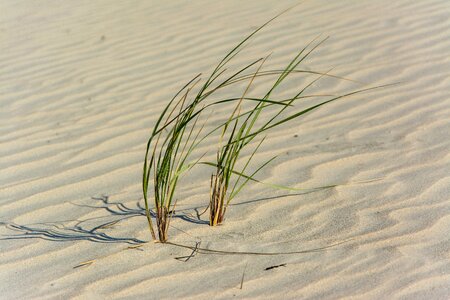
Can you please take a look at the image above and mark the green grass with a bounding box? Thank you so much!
[142,8,394,241]
[207,35,329,226]
[142,8,297,242]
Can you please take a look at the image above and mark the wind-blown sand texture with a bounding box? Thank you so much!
[1,0,450,299]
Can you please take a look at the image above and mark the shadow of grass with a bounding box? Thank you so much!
[0,189,325,245]
[0,194,210,244]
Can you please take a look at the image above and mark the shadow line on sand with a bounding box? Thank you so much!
[0,189,326,245]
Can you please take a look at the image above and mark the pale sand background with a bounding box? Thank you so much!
[1,0,450,299]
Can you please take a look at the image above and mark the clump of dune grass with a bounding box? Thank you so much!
[207,41,393,226]
[142,8,394,241]
[141,76,202,242]
[208,36,328,226]
[142,10,295,242]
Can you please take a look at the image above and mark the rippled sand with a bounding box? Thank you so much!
[1,1,450,299]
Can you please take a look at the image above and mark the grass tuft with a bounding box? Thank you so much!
[143,7,395,240]
[142,7,297,242]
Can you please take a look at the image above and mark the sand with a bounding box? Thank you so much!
[1,0,450,299]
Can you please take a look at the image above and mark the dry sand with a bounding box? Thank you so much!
[1,0,450,299]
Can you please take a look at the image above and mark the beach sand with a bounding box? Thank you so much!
[1,0,450,299]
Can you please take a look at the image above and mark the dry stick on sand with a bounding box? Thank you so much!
[240,262,248,289]
[166,238,354,256]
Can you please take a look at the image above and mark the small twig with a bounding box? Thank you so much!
[73,260,94,269]
[175,241,201,262]
[264,263,286,271]
[127,244,144,251]
[240,262,248,289]
[166,238,353,256]
[93,219,121,230]
[74,242,147,268]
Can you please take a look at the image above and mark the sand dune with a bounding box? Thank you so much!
[1,0,450,299]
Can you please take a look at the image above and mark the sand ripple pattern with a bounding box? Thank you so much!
[1,0,449,299]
